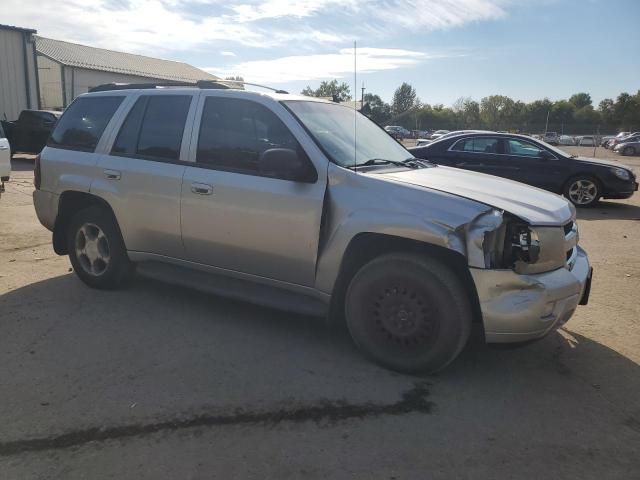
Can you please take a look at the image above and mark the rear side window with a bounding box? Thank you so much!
[196,97,299,176]
[48,96,124,152]
[452,137,499,153]
[112,95,191,161]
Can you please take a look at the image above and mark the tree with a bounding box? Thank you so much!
[453,97,481,128]
[301,80,351,101]
[480,95,516,130]
[225,76,245,89]
[599,98,615,126]
[569,92,592,110]
[363,93,391,124]
[551,100,575,132]
[392,83,418,115]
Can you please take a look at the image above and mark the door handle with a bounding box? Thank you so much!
[103,169,121,180]
[191,183,213,195]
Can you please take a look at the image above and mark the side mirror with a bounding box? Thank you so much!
[538,149,554,160]
[259,148,317,183]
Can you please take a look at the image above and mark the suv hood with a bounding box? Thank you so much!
[377,166,573,226]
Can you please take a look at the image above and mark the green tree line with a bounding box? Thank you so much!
[301,80,640,134]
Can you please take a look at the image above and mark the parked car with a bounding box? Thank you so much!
[409,132,637,207]
[1,110,61,154]
[608,132,640,150]
[604,132,629,149]
[600,135,615,147]
[429,129,450,140]
[543,132,559,145]
[559,135,576,146]
[415,138,432,146]
[576,136,596,146]
[614,139,640,156]
[384,125,410,140]
[0,122,10,192]
[34,83,593,373]
[416,130,489,146]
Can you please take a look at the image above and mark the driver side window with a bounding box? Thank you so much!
[196,97,307,179]
[505,139,544,157]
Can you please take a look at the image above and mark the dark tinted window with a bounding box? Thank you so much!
[112,95,191,161]
[452,137,499,153]
[112,98,147,156]
[48,97,123,152]
[197,97,299,176]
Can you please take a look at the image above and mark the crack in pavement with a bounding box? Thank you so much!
[0,382,433,457]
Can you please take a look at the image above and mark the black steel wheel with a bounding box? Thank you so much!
[345,253,471,373]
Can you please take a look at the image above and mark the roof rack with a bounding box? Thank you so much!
[89,79,289,94]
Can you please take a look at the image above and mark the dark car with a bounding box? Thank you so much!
[1,110,61,154]
[409,132,638,207]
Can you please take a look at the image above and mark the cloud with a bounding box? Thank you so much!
[204,47,439,83]
[0,0,509,57]
[220,51,237,56]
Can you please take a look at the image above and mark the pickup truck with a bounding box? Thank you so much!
[1,110,61,155]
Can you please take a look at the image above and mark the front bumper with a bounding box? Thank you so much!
[471,246,591,343]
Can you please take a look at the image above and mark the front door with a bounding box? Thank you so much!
[180,95,326,286]
[498,137,566,192]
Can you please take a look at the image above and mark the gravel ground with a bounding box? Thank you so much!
[1,150,639,479]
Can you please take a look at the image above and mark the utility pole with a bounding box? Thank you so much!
[361,82,365,111]
[544,110,550,134]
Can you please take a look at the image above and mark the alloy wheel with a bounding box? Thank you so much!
[75,223,111,276]
[568,179,598,205]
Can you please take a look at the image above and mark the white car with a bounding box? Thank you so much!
[577,136,596,146]
[430,129,450,140]
[559,135,575,145]
[0,122,11,192]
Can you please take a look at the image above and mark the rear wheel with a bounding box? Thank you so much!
[67,206,133,289]
[623,146,635,156]
[564,176,600,207]
[345,253,471,373]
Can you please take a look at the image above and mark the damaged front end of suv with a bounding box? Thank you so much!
[463,207,591,343]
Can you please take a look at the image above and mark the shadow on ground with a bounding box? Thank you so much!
[577,200,640,221]
[1,273,639,457]
[9,156,36,173]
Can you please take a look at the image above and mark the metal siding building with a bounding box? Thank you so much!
[0,24,40,120]
[35,37,219,110]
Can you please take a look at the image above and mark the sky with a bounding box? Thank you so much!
[1,0,638,105]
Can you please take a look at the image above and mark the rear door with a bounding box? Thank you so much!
[95,91,197,258]
[180,94,326,286]
[446,136,505,175]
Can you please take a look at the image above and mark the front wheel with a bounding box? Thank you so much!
[564,176,600,207]
[345,253,472,374]
[67,206,133,289]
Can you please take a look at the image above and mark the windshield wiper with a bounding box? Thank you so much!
[358,158,420,169]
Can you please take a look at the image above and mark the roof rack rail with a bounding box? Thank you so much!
[89,79,288,94]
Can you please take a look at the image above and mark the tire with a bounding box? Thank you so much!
[623,146,635,156]
[564,176,600,207]
[345,253,472,374]
[67,206,133,289]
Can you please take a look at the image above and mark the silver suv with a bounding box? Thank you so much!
[33,82,592,373]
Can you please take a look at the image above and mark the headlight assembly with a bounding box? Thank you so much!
[611,167,631,180]
[504,223,541,266]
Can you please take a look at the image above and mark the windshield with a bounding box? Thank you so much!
[283,101,410,168]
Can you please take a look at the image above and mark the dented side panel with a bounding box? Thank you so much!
[314,163,492,294]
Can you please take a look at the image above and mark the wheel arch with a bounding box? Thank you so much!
[328,232,483,327]
[53,191,122,255]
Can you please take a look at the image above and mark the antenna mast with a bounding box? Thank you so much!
[353,40,357,173]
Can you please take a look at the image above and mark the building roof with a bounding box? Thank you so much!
[0,23,37,34]
[35,36,217,83]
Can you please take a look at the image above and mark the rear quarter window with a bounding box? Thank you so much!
[48,96,124,152]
